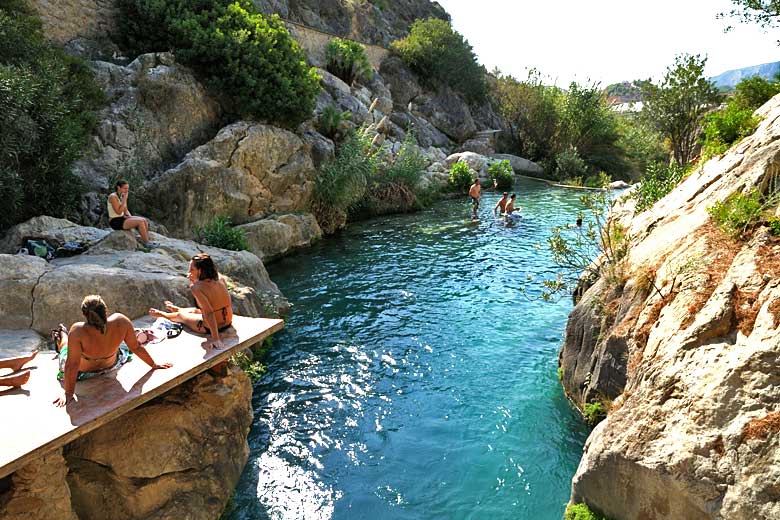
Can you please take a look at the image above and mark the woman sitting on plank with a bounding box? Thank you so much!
[53,295,173,407]
[149,253,233,350]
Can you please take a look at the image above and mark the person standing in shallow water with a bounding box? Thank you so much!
[494,192,509,216]
[468,178,481,219]
[107,180,158,247]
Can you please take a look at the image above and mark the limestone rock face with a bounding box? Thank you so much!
[379,56,423,108]
[74,53,222,204]
[238,214,322,261]
[0,449,78,520]
[562,94,780,518]
[140,122,316,239]
[444,151,488,177]
[0,219,287,335]
[28,0,115,50]
[412,88,476,143]
[65,367,252,520]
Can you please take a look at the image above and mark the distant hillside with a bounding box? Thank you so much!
[710,61,780,90]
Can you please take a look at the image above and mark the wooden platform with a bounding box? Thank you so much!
[0,315,283,479]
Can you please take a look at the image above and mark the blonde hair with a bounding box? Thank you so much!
[81,295,107,334]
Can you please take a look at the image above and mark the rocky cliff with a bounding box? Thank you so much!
[560,95,780,519]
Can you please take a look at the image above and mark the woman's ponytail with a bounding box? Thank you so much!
[81,295,108,334]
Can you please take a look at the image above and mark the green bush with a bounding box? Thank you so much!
[554,148,588,181]
[769,216,780,236]
[633,162,685,213]
[116,0,320,128]
[583,401,607,426]
[383,133,427,189]
[317,105,349,140]
[488,160,513,189]
[701,103,758,159]
[0,3,104,231]
[194,216,249,251]
[391,17,486,103]
[731,76,780,110]
[564,503,609,520]
[708,189,764,238]
[315,129,381,211]
[449,161,474,191]
[325,38,372,85]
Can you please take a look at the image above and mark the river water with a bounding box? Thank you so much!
[228,178,590,520]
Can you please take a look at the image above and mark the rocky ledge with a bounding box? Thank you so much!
[560,95,780,518]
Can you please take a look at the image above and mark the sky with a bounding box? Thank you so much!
[434,0,780,86]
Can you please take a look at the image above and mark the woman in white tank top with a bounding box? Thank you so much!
[107,180,157,247]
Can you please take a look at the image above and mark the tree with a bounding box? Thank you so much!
[642,54,721,166]
[720,0,780,30]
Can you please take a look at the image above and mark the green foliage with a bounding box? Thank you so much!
[0,3,103,231]
[708,189,765,238]
[642,54,721,166]
[315,128,381,211]
[583,401,607,426]
[194,216,249,251]
[633,162,686,212]
[557,366,563,380]
[554,148,588,182]
[603,80,651,103]
[229,336,272,382]
[448,161,474,191]
[769,216,780,236]
[732,76,780,110]
[116,0,320,128]
[325,38,372,85]
[720,0,780,29]
[564,503,609,520]
[382,133,427,189]
[615,116,667,177]
[391,17,486,103]
[701,103,758,160]
[488,160,513,189]
[317,105,349,140]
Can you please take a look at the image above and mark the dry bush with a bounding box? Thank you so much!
[742,411,780,443]
[734,289,762,336]
[769,298,780,329]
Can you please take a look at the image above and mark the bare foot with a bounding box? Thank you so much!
[164,300,180,312]
[0,369,31,388]
[0,351,38,373]
[149,308,166,319]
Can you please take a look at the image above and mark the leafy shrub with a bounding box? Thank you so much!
[449,161,474,191]
[583,401,607,426]
[769,216,780,236]
[315,129,381,211]
[708,189,764,238]
[0,3,103,231]
[564,503,609,520]
[317,105,349,140]
[325,38,372,85]
[731,76,780,110]
[383,133,427,189]
[488,160,513,189]
[584,172,611,189]
[391,17,486,103]
[633,162,685,213]
[116,0,320,128]
[194,216,249,251]
[554,147,588,181]
[701,102,758,160]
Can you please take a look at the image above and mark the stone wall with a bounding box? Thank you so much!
[285,21,390,70]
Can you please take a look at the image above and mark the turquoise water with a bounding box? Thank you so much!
[229,178,590,520]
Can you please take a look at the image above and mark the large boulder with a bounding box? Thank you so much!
[0,216,109,254]
[238,214,322,262]
[489,153,545,175]
[140,122,316,239]
[65,367,251,520]
[444,151,488,176]
[379,55,423,108]
[0,255,51,330]
[0,330,48,358]
[74,53,221,206]
[411,87,476,143]
[0,449,78,520]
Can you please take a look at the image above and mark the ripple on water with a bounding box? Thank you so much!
[228,179,591,520]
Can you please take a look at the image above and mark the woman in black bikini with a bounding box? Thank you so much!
[149,254,233,350]
[53,295,173,407]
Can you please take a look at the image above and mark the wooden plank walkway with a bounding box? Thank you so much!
[0,315,283,479]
